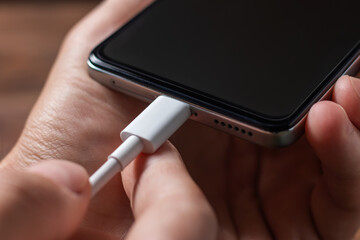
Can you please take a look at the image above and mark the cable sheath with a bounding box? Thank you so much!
[90,135,143,197]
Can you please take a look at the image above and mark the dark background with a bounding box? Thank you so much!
[0,0,99,159]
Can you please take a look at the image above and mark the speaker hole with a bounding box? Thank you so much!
[214,119,219,124]
[221,122,226,127]
[248,132,253,136]
[241,129,246,134]
[234,127,239,131]
[228,124,232,129]
[193,112,198,117]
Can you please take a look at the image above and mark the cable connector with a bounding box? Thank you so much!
[89,96,191,197]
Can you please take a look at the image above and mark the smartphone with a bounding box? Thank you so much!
[88,0,360,147]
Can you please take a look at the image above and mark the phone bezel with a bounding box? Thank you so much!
[88,52,360,147]
[87,0,360,147]
[90,40,360,132]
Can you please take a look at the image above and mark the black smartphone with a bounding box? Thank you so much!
[88,0,360,147]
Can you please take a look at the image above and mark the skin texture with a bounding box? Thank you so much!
[1,0,360,239]
[0,160,90,240]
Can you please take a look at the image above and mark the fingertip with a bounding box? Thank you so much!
[122,142,217,240]
[306,101,351,149]
[307,100,360,180]
[350,76,360,98]
[122,141,185,202]
[333,75,360,128]
[28,160,91,237]
[0,160,91,240]
[124,141,184,183]
[28,160,90,196]
[306,100,360,169]
[333,75,352,103]
[123,141,209,216]
[143,141,184,167]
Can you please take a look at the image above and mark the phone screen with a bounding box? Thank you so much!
[96,0,360,129]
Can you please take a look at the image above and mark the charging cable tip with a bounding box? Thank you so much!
[89,96,191,197]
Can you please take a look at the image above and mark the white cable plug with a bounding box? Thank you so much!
[89,96,191,197]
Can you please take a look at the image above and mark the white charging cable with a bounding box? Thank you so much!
[89,96,191,197]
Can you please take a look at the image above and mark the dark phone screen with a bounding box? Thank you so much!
[99,0,360,120]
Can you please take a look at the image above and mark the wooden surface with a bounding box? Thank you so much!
[0,1,98,159]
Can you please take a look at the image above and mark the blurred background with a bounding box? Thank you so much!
[1,1,360,238]
[0,0,99,159]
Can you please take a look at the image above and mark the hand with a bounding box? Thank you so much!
[2,0,360,239]
[2,0,215,239]
[0,147,215,240]
[170,74,360,240]
[0,160,90,240]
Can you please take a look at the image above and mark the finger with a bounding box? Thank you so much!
[122,142,217,240]
[0,160,90,240]
[306,101,360,239]
[333,75,360,129]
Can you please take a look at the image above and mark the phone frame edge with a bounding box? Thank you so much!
[87,59,301,147]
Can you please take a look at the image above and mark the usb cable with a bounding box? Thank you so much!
[89,96,191,197]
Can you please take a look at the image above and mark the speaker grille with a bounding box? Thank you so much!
[213,119,253,137]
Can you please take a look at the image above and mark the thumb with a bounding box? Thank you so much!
[0,160,91,240]
[306,99,360,239]
[122,142,217,240]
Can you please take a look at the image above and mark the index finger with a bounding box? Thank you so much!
[122,142,217,240]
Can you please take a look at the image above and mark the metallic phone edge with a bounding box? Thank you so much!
[87,55,360,148]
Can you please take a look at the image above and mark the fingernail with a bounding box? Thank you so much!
[28,161,89,194]
[350,76,360,99]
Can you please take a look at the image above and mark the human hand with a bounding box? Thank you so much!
[1,147,215,240]
[2,0,360,239]
[2,0,215,239]
[0,160,90,240]
[170,74,360,240]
